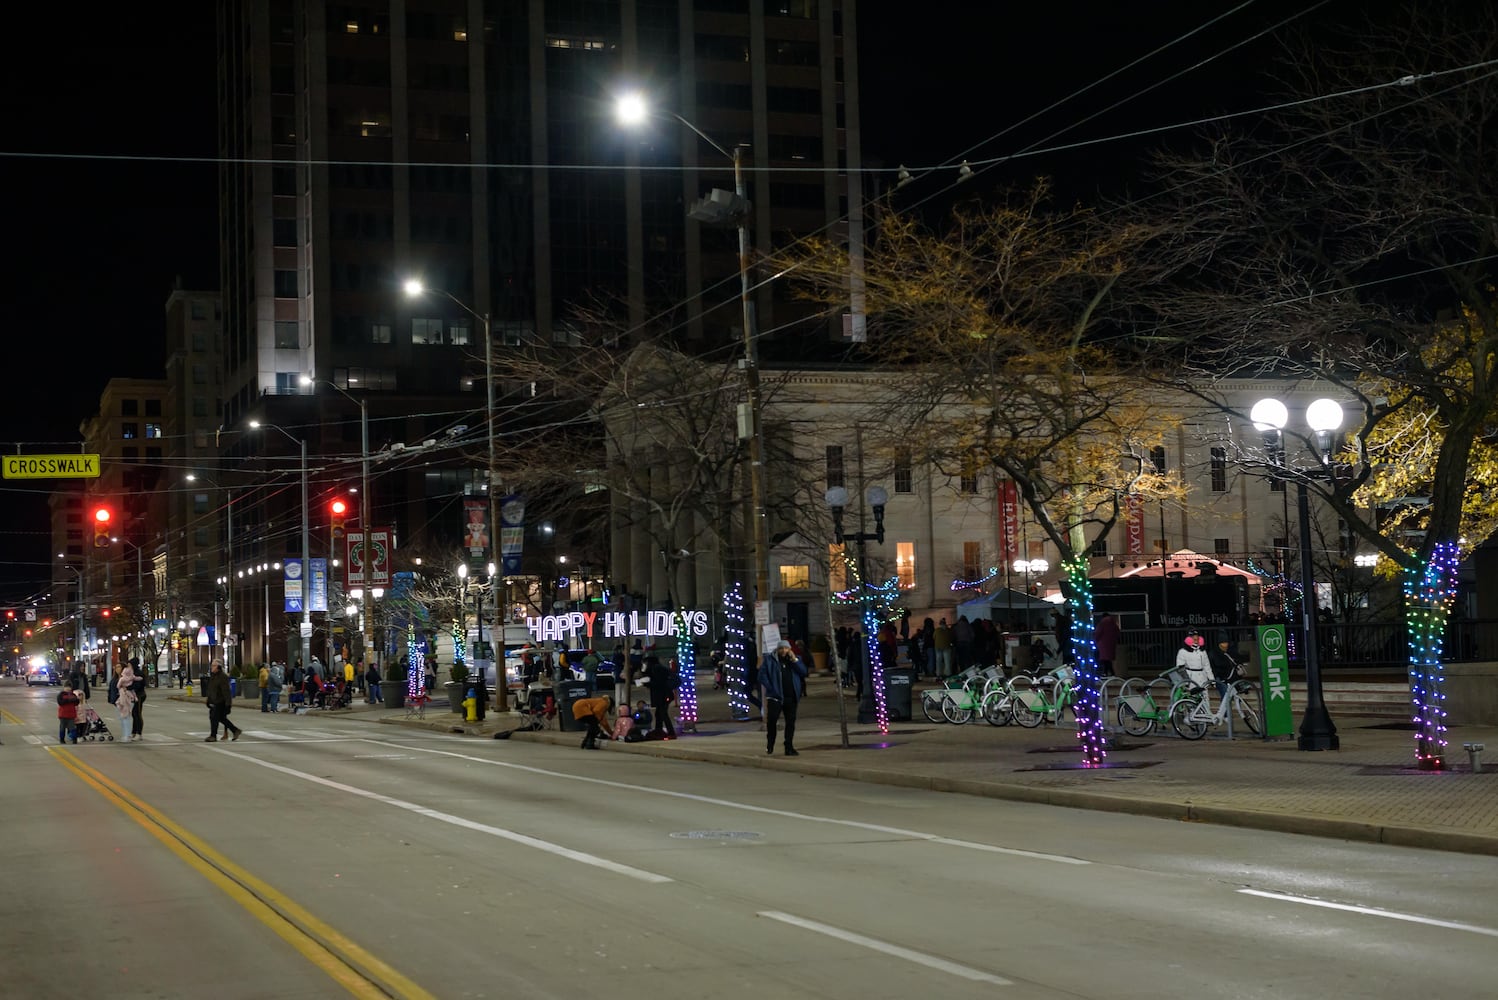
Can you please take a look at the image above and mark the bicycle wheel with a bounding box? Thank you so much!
[1009,680,1046,728]
[1234,697,1262,736]
[1116,699,1155,737]
[942,697,974,724]
[1170,697,1209,740]
[921,691,947,724]
[981,689,1012,726]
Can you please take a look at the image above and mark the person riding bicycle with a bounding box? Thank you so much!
[1207,631,1244,700]
[1175,631,1212,692]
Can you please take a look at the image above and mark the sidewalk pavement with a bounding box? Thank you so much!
[187,676,1498,857]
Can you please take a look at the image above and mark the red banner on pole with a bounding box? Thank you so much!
[1125,494,1145,555]
[998,480,1019,563]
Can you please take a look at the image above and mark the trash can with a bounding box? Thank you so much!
[884,668,914,722]
[556,678,594,732]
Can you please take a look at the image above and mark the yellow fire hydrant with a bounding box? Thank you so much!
[464,694,477,722]
[186,683,194,697]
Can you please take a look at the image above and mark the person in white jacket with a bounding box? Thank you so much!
[1175,631,1212,693]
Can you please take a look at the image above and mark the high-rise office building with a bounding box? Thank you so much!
[216,0,862,656]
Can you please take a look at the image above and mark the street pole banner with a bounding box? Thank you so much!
[1125,493,1145,555]
[500,495,525,575]
[284,560,304,613]
[346,531,367,589]
[309,559,329,613]
[998,480,1019,562]
[1256,623,1295,737]
[370,527,393,587]
[464,498,490,566]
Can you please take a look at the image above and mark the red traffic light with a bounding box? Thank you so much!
[94,507,111,524]
[330,499,348,516]
[93,506,112,548]
[330,498,348,540]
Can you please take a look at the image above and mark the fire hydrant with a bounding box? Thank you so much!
[186,683,194,697]
[464,692,478,722]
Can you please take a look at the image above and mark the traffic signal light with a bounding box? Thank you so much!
[330,498,348,540]
[93,506,111,547]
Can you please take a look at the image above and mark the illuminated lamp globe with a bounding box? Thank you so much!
[1249,398,1288,431]
[1306,398,1344,432]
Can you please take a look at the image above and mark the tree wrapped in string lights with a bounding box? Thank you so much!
[673,611,699,731]
[722,582,752,721]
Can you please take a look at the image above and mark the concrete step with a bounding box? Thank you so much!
[1290,682,1409,720]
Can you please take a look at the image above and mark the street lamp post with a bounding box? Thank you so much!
[187,473,236,675]
[1252,396,1343,752]
[403,279,506,713]
[826,484,889,737]
[616,93,771,606]
[58,558,84,675]
[250,421,311,675]
[301,375,372,667]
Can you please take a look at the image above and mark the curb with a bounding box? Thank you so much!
[174,698,1498,858]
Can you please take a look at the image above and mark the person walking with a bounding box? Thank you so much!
[571,694,615,750]
[126,657,147,741]
[111,663,138,744]
[267,661,285,713]
[761,640,806,756]
[204,660,242,742]
[364,661,382,703]
[643,654,676,740]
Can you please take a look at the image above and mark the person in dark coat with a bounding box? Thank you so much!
[127,657,147,740]
[642,654,677,739]
[1094,612,1121,677]
[1207,631,1244,700]
[203,660,242,742]
[760,640,807,756]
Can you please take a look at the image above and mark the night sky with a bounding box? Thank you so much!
[0,0,1370,600]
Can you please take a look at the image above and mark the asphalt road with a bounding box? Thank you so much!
[2,677,1494,1000]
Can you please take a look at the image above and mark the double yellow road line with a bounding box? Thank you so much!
[50,748,436,1000]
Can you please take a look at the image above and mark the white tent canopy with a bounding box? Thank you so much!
[1111,549,1264,583]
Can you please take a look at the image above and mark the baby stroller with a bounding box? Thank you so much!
[321,680,352,710]
[80,706,114,742]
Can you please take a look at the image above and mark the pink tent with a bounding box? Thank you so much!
[1111,549,1265,583]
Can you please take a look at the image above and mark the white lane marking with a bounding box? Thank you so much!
[24,734,42,745]
[1238,889,1498,938]
[216,748,672,885]
[362,738,1088,865]
[243,730,295,740]
[758,910,1011,985]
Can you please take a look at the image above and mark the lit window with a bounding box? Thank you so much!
[345,20,359,34]
[779,565,810,590]
[145,423,162,439]
[411,317,445,345]
[450,323,470,346]
[827,543,846,593]
[896,542,916,590]
[121,423,137,440]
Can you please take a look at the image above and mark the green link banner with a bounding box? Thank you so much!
[1256,624,1295,737]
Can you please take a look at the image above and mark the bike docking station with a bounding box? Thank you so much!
[1012,674,1165,773]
